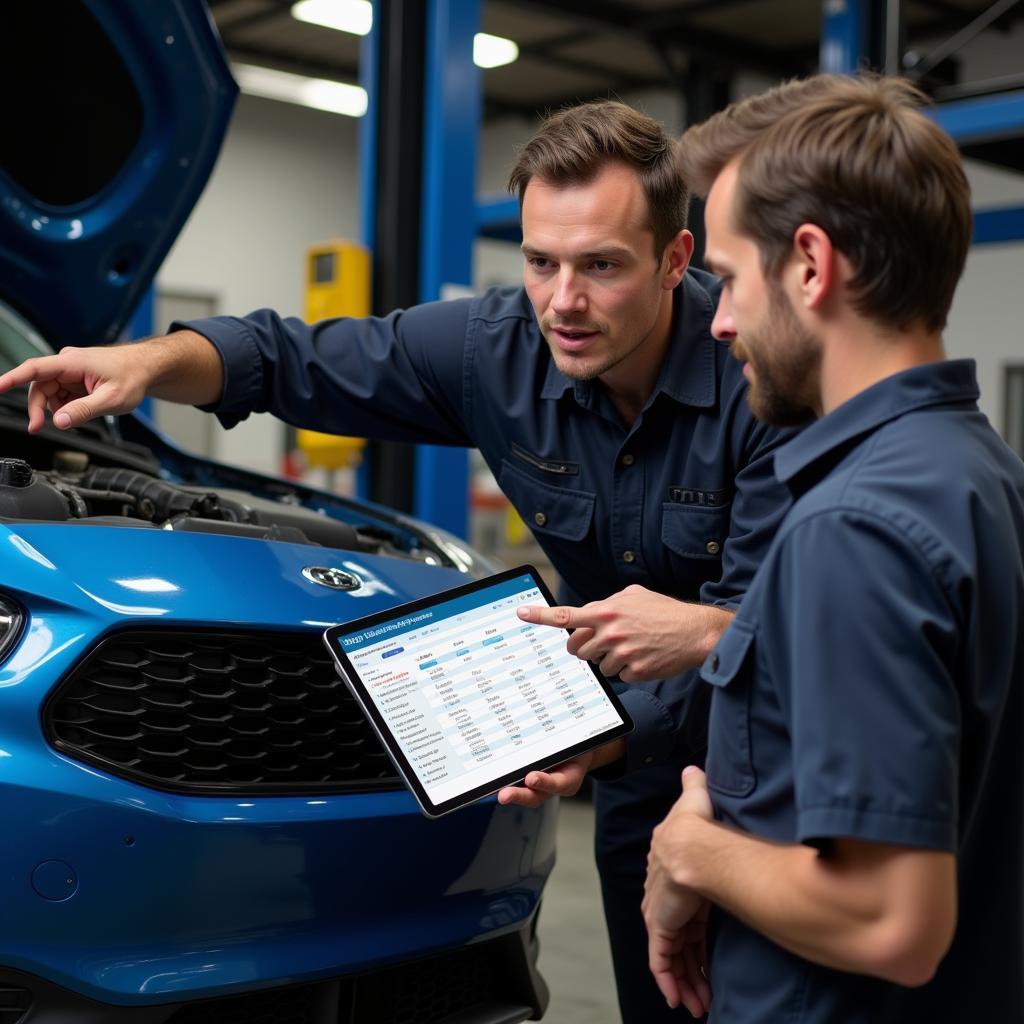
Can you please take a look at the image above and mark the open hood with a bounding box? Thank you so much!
[0,1,237,346]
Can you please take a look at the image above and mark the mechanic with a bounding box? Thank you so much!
[580,75,1021,1021]
[0,100,794,1023]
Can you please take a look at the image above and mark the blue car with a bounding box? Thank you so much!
[0,4,555,1022]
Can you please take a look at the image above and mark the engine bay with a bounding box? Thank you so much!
[0,390,468,569]
[0,451,398,553]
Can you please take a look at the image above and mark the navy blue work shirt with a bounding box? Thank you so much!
[700,360,1024,1022]
[178,270,793,770]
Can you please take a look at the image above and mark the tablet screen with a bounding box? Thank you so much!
[323,566,632,816]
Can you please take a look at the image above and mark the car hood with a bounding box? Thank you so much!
[0,2,236,346]
[0,522,467,637]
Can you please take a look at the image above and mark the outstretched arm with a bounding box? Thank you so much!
[0,329,223,432]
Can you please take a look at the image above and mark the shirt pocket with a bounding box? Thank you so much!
[700,620,757,798]
[498,458,596,542]
[661,502,731,561]
[509,441,580,476]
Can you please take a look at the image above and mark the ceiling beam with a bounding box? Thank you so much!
[225,45,359,84]
[908,2,1023,42]
[483,78,657,121]
[516,30,595,58]
[914,0,981,17]
[505,0,810,77]
[515,50,668,91]
[219,2,293,37]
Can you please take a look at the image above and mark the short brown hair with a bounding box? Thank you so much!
[508,100,689,256]
[679,74,972,333]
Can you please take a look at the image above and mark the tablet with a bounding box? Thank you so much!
[322,565,633,817]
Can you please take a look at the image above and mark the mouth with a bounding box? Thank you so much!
[549,325,601,352]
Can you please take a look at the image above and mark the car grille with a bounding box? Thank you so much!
[166,985,315,1024]
[43,629,402,794]
[0,985,30,1024]
[162,936,537,1024]
[354,944,508,1024]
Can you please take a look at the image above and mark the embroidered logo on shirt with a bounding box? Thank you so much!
[668,486,731,507]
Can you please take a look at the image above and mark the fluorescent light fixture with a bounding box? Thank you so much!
[291,1,519,69]
[473,32,519,69]
[232,62,368,118]
[292,0,372,36]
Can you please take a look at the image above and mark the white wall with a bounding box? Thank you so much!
[159,53,1024,470]
[946,233,1024,432]
[157,94,361,473]
[916,21,1024,432]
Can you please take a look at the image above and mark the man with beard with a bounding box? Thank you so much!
[579,74,1022,1022]
[0,101,795,1022]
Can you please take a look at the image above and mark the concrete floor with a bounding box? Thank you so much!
[535,796,620,1023]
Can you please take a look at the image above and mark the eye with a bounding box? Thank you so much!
[526,256,552,270]
[590,259,615,272]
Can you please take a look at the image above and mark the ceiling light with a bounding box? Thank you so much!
[292,1,519,69]
[232,63,368,118]
[292,0,372,36]
[473,33,519,69]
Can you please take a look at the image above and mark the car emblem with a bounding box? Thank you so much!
[302,566,363,591]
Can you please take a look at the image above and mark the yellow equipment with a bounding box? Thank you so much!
[297,240,370,470]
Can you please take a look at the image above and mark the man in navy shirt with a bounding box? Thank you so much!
[625,75,1024,1021]
[0,101,792,1021]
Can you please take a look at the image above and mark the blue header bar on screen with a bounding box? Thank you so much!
[335,574,538,652]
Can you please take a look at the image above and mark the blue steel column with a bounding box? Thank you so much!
[820,0,867,74]
[929,89,1024,246]
[414,0,480,538]
[354,16,381,501]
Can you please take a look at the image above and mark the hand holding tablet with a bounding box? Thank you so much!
[323,566,633,817]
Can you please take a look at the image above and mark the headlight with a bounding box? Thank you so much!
[0,595,25,664]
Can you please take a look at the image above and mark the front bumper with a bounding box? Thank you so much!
[0,920,549,1022]
[0,754,557,1005]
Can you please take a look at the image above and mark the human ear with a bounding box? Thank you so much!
[792,224,834,311]
[662,229,694,289]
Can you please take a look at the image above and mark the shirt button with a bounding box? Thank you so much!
[534,512,547,526]
[623,550,635,564]
[709,653,720,672]
[643,755,654,765]
[705,540,721,556]
[621,453,635,466]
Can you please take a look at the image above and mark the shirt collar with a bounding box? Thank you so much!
[539,271,719,408]
[774,359,980,486]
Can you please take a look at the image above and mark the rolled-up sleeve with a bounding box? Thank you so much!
[172,298,474,445]
[766,511,960,851]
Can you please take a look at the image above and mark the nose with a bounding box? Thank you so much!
[551,268,587,317]
[711,292,736,343]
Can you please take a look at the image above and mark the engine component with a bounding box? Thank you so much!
[79,467,220,521]
[0,459,69,520]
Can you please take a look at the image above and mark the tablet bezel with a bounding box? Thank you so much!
[322,564,633,817]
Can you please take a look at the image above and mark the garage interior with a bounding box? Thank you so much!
[0,1,1020,1021]
[159,4,1022,1019]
